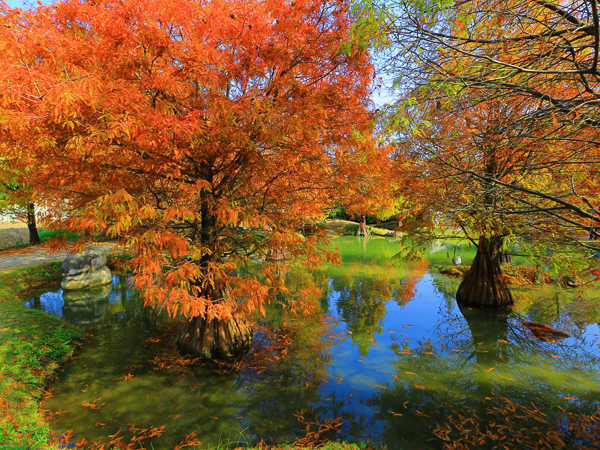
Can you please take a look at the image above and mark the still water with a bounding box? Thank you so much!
[24,237,600,449]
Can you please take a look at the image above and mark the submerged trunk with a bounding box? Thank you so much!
[178,300,252,359]
[456,235,513,307]
[179,166,253,359]
[26,203,41,245]
[355,217,371,237]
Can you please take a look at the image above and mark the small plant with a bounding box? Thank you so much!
[41,325,83,360]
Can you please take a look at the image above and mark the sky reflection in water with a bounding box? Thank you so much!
[24,237,600,449]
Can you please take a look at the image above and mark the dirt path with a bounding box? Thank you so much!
[0,219,394,273]
[0,242,119,273]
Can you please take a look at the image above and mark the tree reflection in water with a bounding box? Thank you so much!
[362,274,600,449]
[30,238,600,449]
[324,251,429,357]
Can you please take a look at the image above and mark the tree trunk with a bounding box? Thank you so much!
[355,217,370,237]
[26,202,41,245]
[499,249,511,265]
[178,302,252,359]
[455,235,513,307]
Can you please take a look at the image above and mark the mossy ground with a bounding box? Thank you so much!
[437,264,554,285]
[0,262,82,450]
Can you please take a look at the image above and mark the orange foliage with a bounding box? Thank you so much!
[0,0,388,321]
[385,0,600,262]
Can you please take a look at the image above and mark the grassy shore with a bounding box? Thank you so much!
[0,262,81,450]
[325,219,393,237]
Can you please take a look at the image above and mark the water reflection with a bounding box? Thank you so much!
[25,238,600,449]
[62,284,111,325]
[23,276,155,329]
[359,272,600,448]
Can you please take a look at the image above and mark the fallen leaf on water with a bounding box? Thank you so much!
[415,383,425,390]
[82,402,100,410]
[484,367,495,372]
[115,373,134,381]
[406,372,418,376]
[81,385,88,392]
[564,397,575,400]
[403,401,409,408]
[209,417,218,420]
[388,411,403,416]
[500,375,515,381]
[173,415,180,418]
[551,355,561,358]
[357,359,364,362]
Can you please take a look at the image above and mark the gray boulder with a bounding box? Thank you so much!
[60,251,112,290]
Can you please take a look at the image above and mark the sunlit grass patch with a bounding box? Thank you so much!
[0,263,82,450]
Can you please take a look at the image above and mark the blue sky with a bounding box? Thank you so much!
[5,0,35,8]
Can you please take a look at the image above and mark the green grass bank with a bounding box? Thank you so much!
[0,262,82,450]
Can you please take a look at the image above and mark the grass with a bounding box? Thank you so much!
[0,262,82,450]
[0,228,82,249]
[38,229,82,243]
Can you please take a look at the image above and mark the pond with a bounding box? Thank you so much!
[24,237,600,449]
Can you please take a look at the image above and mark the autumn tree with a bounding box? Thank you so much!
[339,139,399,236]
[358,0,600,307]
[0,161,41,245]
[0,0,387,357]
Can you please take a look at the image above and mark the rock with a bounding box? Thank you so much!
[60,251,112,290]
[452,256,462,265]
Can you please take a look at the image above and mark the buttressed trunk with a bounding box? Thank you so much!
[455,235,514,307]
[178,297,252,359]
[355,217,370,236]
[179,189,252,359]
